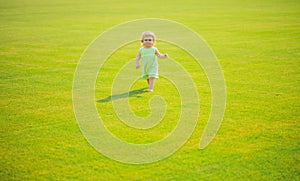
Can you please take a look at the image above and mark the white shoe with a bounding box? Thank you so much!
[147,89,153,92]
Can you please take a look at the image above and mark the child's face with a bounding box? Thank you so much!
[142,36,154,48]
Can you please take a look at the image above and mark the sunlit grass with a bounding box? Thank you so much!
[1,0,299,180]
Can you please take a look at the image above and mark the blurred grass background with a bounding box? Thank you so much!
[1,0,299,180]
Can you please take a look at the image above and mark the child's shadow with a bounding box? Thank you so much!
[97,88,147,103]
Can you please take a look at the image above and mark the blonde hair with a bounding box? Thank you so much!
[141,31,156,41]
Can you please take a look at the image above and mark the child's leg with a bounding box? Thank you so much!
[147,78,150,85]
[148,77,155,91]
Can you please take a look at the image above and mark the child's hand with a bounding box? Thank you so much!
[164,54,168,58]
[136,63,140,69]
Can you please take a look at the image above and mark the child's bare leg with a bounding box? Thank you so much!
[148,77,155,92]
[147,78,150,85]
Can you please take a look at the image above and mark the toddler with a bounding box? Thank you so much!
[135,31,168,92]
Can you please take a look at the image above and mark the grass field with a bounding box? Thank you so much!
[1,0,299,180]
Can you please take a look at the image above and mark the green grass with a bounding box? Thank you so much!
[1,0,299,180]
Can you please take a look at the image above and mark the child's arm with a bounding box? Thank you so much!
[155,49,168,59]
[135,52,141,69]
